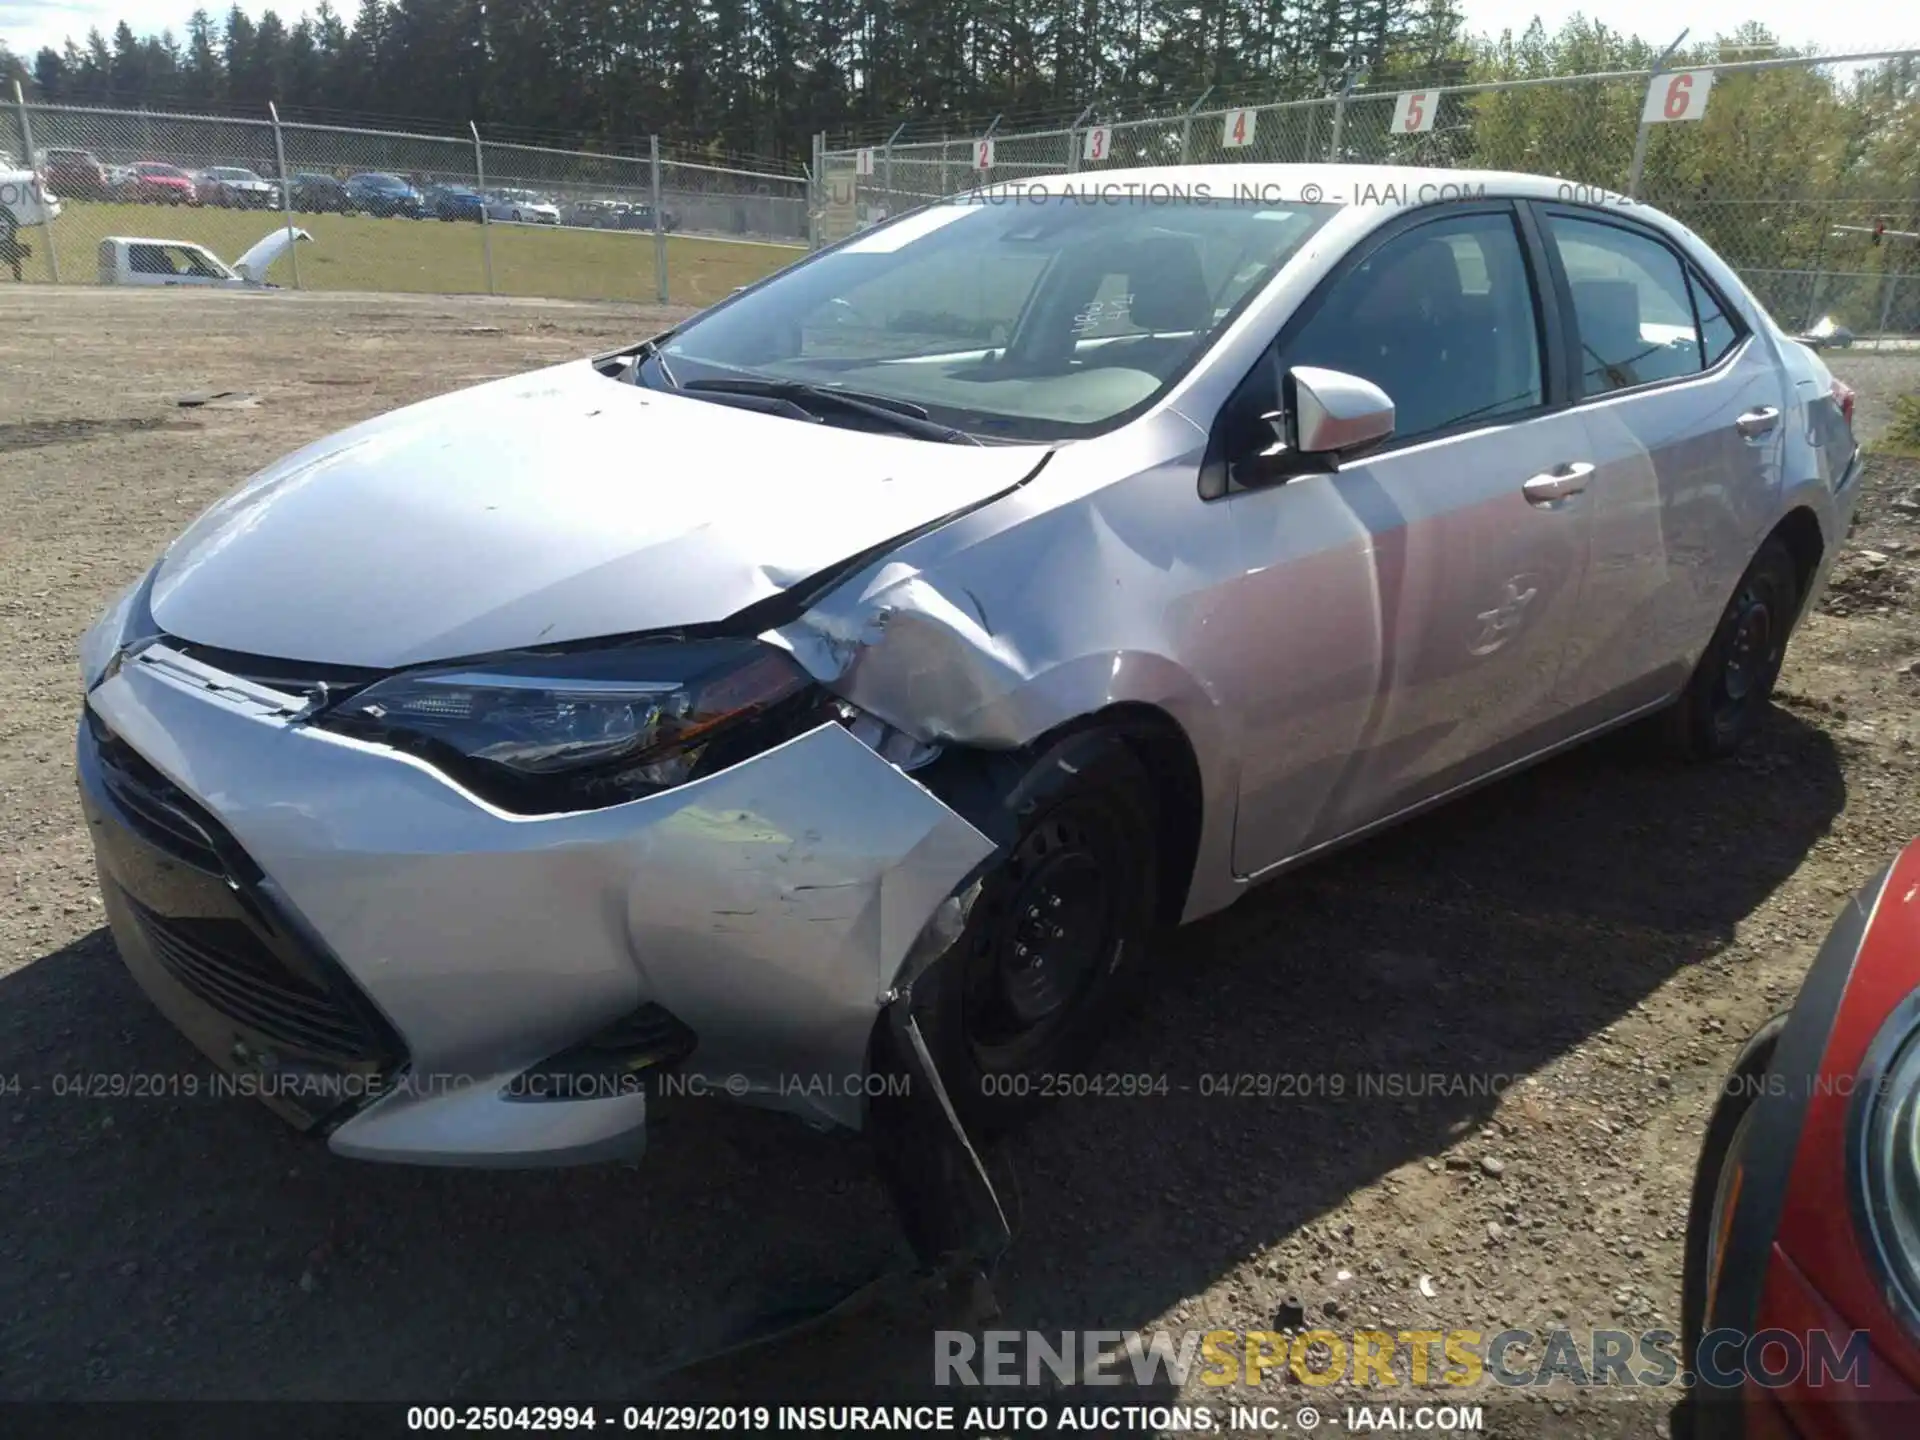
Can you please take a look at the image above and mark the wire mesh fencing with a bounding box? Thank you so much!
[0,93,808,307]
[819,47,1920,350]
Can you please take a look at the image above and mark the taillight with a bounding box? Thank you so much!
[1831,378,1856,430]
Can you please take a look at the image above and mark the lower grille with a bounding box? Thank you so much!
[126,894,388,1067]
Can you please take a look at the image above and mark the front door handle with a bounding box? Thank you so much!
[1522,461,1594,503]
[1736,406,1781,438]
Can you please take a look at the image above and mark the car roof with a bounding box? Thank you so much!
[976,162,1632,209]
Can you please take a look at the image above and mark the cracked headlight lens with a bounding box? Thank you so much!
[315,640,815,812]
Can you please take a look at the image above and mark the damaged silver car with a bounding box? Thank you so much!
[78,165,1860,1248]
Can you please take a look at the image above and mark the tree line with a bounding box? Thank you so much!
[10,0,1471,160]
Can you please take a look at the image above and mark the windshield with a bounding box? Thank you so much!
[357,174,406,189]
[656,190,1334,442]
[211,168,261,182]
[136,164,184,177]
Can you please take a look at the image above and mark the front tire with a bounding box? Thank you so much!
[914,730,1159,1137]
[1664,537,1800,760]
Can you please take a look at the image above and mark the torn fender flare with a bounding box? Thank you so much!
[868,988,1012,1270]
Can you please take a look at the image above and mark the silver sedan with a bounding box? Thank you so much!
[76,165,1859,1209]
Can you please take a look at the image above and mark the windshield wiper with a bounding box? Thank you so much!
[680,377,980,445]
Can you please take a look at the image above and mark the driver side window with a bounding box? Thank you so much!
[1276,211,1544,442]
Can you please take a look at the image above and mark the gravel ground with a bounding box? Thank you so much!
[0,289,1916,1435]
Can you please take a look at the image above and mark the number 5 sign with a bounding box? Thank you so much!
[1082,125,1111,163]
[1390,90,1438,134]
[1222,109,1257,149]
[1643,70,1714,123]
[974,137,996,170]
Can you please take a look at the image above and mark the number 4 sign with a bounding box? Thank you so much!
[1643,70,1714,123]
[1222,109,1257,149]
[1083,125,1111,163]
[1391,91,1438,134]
[974,137,996,170]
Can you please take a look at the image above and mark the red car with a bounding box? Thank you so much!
[1683,836,1920,1437]
[129,161,200,205]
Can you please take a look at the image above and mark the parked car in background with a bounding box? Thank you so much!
[603,201,679,232]
[561,199,609,228]
[96,227,309,288]
[199,167,279,209]
[41,147,109,199]
[1682,835,1920,1437]
[130,162,200,206]
[73,166,1860,1200]
[343,172,426,218]
[103,164,140,200]
[288,173,357,214]
[485,188,560,225]
[424,184,486,222]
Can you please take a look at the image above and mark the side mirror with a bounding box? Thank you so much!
[1239,366,1395,486]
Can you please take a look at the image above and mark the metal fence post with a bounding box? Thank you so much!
[1065,101,1096,173]
[883,122,904,217]
[1628,29,1690,200]
[268,101,301,290]
[809,132,824,249]
[1179,88,1214,165]
[649,134,668,305]
[470,120,494,295]
[12,81,59,282]
[1328,69,1355,163]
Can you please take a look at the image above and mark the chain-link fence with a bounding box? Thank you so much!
[819,47,1920,350]
[1,86,809,306]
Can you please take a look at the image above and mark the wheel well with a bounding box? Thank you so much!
[1770,507,1825,612]
[916,704,1206,931]
[1039,703,1204,930]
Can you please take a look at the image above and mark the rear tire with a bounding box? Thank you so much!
[913,730,1159,1138]
[1664,537,1800,760]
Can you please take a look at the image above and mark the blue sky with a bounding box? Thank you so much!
[0,0,1897,72]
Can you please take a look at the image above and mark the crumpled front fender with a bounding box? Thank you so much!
[87,647,997,1157]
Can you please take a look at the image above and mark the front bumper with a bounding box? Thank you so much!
[80,644,993,1166]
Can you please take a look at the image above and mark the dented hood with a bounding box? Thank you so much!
[150,360,1045,668]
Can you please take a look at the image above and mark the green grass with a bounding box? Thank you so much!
[1877,393,1920,459]
[4,199,802,307]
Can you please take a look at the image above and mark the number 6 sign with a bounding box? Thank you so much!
[1390,91,1438,134]
[1642,69,1714,123]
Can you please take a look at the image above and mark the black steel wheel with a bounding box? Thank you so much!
[914,729,1158,1136]
[1665,536,1800,760]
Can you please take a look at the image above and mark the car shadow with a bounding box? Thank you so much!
[0,708,1844,1403]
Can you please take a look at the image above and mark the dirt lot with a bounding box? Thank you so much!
[1,288,1917,1432]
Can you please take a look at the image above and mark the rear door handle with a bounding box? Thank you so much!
[1522,461,1594,503]
[1736,406,1781,438]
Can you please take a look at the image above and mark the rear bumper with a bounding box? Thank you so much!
[80,644,993,1166]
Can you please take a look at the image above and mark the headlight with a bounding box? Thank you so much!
[1855,999,1920,1333]
[314,640,818,813]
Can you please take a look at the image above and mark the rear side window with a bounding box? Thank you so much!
[1277,210,1544,441]
[1689,266,1742,367]
[1546,215,1704,396]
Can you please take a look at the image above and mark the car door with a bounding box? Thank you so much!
[1224,202,1596,876]
[1530,206,1787,718]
